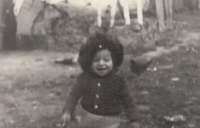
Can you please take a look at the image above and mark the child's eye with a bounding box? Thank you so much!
[93,58,100,62]
[104,58,111,62]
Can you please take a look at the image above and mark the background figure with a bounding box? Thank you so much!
[3,0,17,50]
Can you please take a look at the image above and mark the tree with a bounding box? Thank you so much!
[3,0,17,50]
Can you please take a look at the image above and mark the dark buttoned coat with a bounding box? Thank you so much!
[62,72,136,121]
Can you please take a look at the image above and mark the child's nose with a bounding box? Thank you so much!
[98,59,105,65]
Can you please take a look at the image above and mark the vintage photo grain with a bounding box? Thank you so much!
[0,0,200,128]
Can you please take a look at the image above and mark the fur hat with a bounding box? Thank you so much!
[78,32,124,73]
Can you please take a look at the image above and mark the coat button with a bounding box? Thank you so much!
[96,94,99,98]
[97,83,101,87]
[94,105,98,109]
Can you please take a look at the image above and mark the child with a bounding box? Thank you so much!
[60,32,138,128]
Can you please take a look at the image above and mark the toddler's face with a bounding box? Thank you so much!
[92,49,113,76]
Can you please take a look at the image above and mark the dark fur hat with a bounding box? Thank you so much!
[78,32,124,73]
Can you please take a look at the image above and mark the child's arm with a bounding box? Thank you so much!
[61,75,84,121]
[120,79,137,122]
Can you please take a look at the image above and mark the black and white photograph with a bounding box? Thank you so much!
[0,0,200,128]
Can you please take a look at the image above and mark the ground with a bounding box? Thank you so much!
[1,10,200,128]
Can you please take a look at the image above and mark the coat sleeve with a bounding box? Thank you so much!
[62,74,84,115]
[120,78,137,122]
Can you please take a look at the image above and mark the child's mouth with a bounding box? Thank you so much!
[96,67,107,71]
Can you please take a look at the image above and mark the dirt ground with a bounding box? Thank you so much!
[1,10,200,128]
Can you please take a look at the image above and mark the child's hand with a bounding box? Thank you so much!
[53,112,71,127]
[60,112,71,127]
[55,112,80,128]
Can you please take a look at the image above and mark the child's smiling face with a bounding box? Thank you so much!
[92,49,113,76]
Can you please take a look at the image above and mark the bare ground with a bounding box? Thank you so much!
[1,10,200,128]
